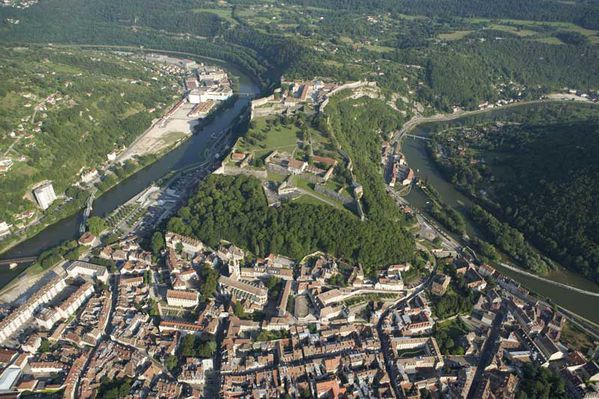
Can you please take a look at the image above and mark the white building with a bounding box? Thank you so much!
[107,150,118,161]
[66,261,109,284]
[33,182,57,210]
[375,276,404,291]
[57,282,94,319]
[0,365,21,393]
[0,276,66,342]
[188,89,202,104]
[166,289,199,308]
[80,169,99,184]
[198,86,233,102]
[35,308,62,330]
[165,232,204,256]
[0,221,11,239]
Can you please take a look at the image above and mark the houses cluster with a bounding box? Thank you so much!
[220,321,396,398]
[0,260,113,396]
[1,223,597,398]
[263,150,337,183]
[250,79,340,119]
[382,142,413,188]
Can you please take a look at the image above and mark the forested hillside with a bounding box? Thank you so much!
[278,0,599,29]
[429,109,599,281]
[2,0,599,110]
[0,0,308,89]
[0,47,177,222]
[167,175,414,274]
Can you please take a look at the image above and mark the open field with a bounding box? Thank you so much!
[116,102,198,163]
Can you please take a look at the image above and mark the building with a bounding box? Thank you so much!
[165,232,204,256]
[57,282,94,319]
[218,276,268,306]
[431,274,451,296]
[0,276,66,342]
[287,159,306,174]
[66,261,109,284]
[392,337,444,373]
[33,182,57,210]
[277,280,292,317]
[166,290,199,308]
[375,275,404,291]
[80,169,99,184]
[0,221,11,239]
[197,86,233,102]
[0,365,21,393]
[188,89,201,104]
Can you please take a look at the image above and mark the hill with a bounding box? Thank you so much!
[0,46,178,225]
[428,108,599,281]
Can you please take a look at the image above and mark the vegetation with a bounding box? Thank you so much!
[197,265,220,300]
[560,321,597,355]
[97,377,132,399]
[515,363,568,399]
[433,318,469,355]
[87,216,107,236]
[0,47,177,224]
[429,109,599,281]
[256,329,290,341]
[150,232,165,256]
[420,182,465,235]
[325,95,410,222]
[167,175,414,275]
[471,205,549,275]
[180,334,216,359]
[30,240,83,272]
[430,263,479,319]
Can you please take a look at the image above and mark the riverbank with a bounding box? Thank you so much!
[0,48,257,261]
[0,52,261,291]
[397,99,599,323]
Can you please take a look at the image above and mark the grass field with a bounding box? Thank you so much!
[192,8,237,25]
[561,321,596,354]
[237,116,300,156]
[438,30,473,41]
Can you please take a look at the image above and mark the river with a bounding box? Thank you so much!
[0,57,260,287]
[401,110,599,324]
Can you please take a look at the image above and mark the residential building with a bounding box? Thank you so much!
[66,261,109,284]
[166,290,199,308]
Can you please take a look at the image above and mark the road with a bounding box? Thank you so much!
[498,261,599,297]
[376,261,438,398]
[465,304,507,399]
[393,96,599,146]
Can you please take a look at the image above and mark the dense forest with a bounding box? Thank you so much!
[515,363,568,399]
[324,94,408,222]
[274,0,599,30]
[0,0,307,89]
[2,0,599,111]
[429,108,599,281]
[167,175,414,275]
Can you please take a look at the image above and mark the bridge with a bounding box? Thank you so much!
[404,134,431,141]
[0,256,37,266]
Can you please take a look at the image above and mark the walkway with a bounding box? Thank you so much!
[499,262,599,297]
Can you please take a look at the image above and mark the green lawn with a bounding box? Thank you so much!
[560,321,596,354]
[238,116,299,153]
[192,8,238,25]
[438,30,473,41]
